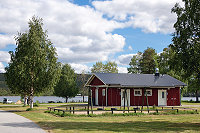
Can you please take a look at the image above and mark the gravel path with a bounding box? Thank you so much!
[0,110,45,133]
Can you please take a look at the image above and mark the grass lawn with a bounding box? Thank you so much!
[0,103,200,133]
[181,101,200,105]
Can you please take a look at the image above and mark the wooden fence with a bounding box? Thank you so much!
[47,105,198,115]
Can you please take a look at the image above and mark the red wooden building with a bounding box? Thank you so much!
[85,72,186,106]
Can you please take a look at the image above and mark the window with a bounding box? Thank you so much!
[162,92,165,98]
[145,89,152,96]
[134,89,142,96]
[102,89,105,96]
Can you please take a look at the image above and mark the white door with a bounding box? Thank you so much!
[158,90,167,106]
[95,88,98,105]
[121,89,130,106]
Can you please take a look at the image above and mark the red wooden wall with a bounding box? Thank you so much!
[130,88,158,106]
[107,88,121,106]
[167,87,180,106]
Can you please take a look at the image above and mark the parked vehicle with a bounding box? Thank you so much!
[3,98,13,104]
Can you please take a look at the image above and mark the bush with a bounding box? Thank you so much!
[33,101,39,107]
[26,108,38,111]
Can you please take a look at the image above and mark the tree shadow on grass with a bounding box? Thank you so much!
[38,121,200,132]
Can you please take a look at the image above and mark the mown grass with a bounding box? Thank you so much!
[181,101,200,105]
[0,102,200,133]
[16,110,200,133]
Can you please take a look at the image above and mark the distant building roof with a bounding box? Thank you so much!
[86,73,186,87]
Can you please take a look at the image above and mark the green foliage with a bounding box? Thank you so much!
[5,16,61,108]
[157,48,171,74]
[76,71,90,99]
[128,48,156,74]
[140,47,157,74]
[33,100,40,107]
[45,111,145,117]
[127,52,142,73]
[171,0,200,101]
[91,62,104,73]
[91,61,118,73]
[149,110,198,115]
[54,64,79,102]
[26,108,38,111]
[103,61,118,73]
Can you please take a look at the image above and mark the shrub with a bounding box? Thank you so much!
[33,101,40,107]
[26,108,38,111]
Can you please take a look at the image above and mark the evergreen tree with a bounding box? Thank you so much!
[139,47,157,74]
[127,52,142,74]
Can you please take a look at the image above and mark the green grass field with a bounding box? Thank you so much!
[0,102,200,133]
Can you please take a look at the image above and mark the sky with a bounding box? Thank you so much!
[0,0,183,73]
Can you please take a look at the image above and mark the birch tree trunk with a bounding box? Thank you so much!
[30,87,34,108]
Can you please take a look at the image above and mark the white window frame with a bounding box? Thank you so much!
[145,89,152,96]
[134,89,142,96]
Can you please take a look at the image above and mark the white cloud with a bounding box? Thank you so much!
[128,45,133,51]
[117,54,136,66]
[118,66,128,73]
[0,34,15,49]
[93,0,183,33]
[0,51,10,63]
[0,0,182,74]
[0,62,5,73]
[0,0,126,64]
[69,63,90,74]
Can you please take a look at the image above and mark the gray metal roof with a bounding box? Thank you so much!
[92,73,186,87]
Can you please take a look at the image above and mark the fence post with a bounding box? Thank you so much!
[73,107,75,114]
[112,110,113,114]
[177,109,178,113]
[70,107,71,114]
[156,109,158,113]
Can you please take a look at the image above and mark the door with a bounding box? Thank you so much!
[95,88,98,105]
[121,89,130,106]
[158,90,167,106]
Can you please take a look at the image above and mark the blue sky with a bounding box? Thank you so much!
[0,0,182,73]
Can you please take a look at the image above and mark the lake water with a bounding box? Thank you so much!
[0,96,88,103]
[0,96,198,103]
[181,97,198,101]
